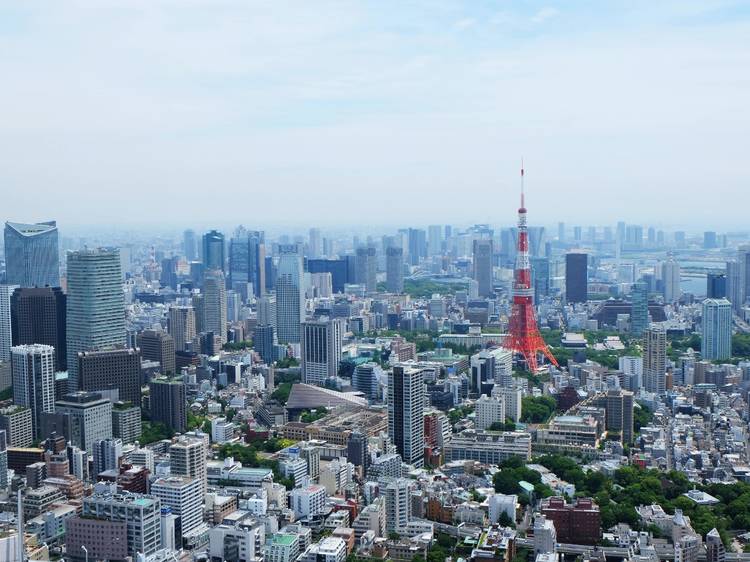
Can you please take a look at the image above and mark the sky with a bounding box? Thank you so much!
[1,1,749,231]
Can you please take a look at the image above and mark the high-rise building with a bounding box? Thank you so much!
[3,221,60,288]
[254,325,277,365]
[702,298,732,361]
[643,324,667,394]
[661,257,681,303]
[737,245,750,308]
[726,260,742,312]
[475,394,506,430]
[92,437,123,476]
[77,348,142,407]
[306,259,349,294]
[149,377,187,433]
[530,257,550,304]
[630,282,649,337]
[346,430,369,474]
[66,248,125,390]
[229,229,266,297]
[183,229,198,261]
[352,362,382,400]
[704,231,718,249]
[706,528,725,562]
[605,389,634,444]
[112,402,142,444]
[473,239,494,298]
[0,285,19,363]
[565,252,588,303]
[202,230,225,273]
[55,392,113,453]
[11,344,55,438]
[355,246,377,293]
[385,247,404,294]
[137,330,176,375]
[308,228,322,258]
[168,306,196,352]
[384,478,413,533]
[201,270,227,345]
[170,437,208,497]
[276,245,304,344]
[301,317,344,386]
[0,405,33,447]
[707,273,727,299]
[675,534,700,562]
[388,365,425,468]
[407,229,426,266]
[10,287,67,371]
[428,225,443,256]
[82,490,162,558]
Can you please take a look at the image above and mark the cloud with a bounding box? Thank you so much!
[531,7,560,23]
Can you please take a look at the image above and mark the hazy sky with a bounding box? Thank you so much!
[1,1,748,230]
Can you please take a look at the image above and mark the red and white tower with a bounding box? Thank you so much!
[506,164,559,372]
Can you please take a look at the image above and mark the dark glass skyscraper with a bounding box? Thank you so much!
[228,229,266,297]
[202,230,225,273]
[706,273,727,299]
[565,251,588,303]
[10,287,67,371]
[4,221,60,288]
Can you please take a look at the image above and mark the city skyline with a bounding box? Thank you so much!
[1,2,748,227]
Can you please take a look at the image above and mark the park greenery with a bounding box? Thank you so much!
[520,395,557,424]
[271,383,293,405]
[139,420,174,444]
[222,339,253,351]
[489,418,517,431]
[448,404,474,427]
[219,438,297,489]
[275,356,299,369]
[375,278,469,299]
[300,407,328,423]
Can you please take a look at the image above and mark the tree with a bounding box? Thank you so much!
[521,396,557,424]
[271,382,293,404]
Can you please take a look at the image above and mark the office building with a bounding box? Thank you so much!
[265,533,301,562]
[307,259,349,294]
[346,430,369,474]
[229,229,266,297]
[675,534,700,562]
[0,285,19,363]
[82,490,162,558]
[202,230,225,272]
[92,438,123,476]
[531,257,550,304]
[385,246,404,293]
[11,344,55,439]
[78,348,142,407]
[137,330,176,375]
[427,224,443,256]
[10,287,67,371]
[151,476,204,537]
[541,497,601,545]
[112,402,142,444]
[183,229,198,261]
[202,269,227,345]
[661,257,681,303]
[149,377,187,433]
[301,317,344,386]
[643,324,667,394]
[254,324,277,365]
[0,405,33,447]
[355,246,377,293]
[168,305,196,352]
[385,478,413,533]
[3,221,60,288]
[276,244,304,344]
[707,273,727,299]
[388,365,425,467]
[475,393,506,430]
[290,484,326,519]
[605,389,634,444]
[631,282,649,337]
[66,248,125,390]
[702,298,732,361]
[170,437,208,497]
[473,239,494,298]
[55,392,113,452]
[407,229,426,266]
[352,362,382,400]
[565,252,588,303]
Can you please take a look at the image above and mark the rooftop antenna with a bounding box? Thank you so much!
[520,158,525,210]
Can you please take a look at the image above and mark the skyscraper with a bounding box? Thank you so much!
[66,248,125,390]
[0,285,19,363]
[202,270,227,345]
[661,257,681,303]
[276,244,304,344]
[149,377,186,433]
[202,230,225,273]
[137,330,176,375]
[183,229,198,261]
[630,282,649,337]
[10,287,67,371]
[92,437,123,477]
[170,437,208,497]
[388,365,425,468]
[473,239,494,297]
[427,225,443,256]
[228,228,266,297]
[385,247,404,294]
[55,392,113,453]
[706,273,727,299]
[565,252,588,303]
[78,348,142,407]
[605,389,634,444]
[3,221,60,288]
[702,298,732,361]
[726,260,742,312]
[355,246,377,293]
[11,344,56,438]
[301,317,344,386]
[308,228,322,258]
[643,324,666,394]
[168,306,196,352]
[407,228,426,266]
[530,257,550,304]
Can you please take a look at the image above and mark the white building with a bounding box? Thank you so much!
[208,519,266,562]
[533,515,557,555]
[298,537,347,562]
[488,494,517,524]
[385,478,413,533]
[151,476,204,536]
[170,437,208,497]
[211,417,235,444]
[289,484,326,519]
[476,393,506,430]
[0,285,19,363]
[11,344,55,439]
[702,298,732,361]
[265,532,300,562]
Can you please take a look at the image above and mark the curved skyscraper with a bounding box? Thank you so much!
[4,221,60,288]
[66,248,125,390]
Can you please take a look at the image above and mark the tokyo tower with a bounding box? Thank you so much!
[506,164,559,372]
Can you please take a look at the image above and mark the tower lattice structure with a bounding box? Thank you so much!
[506,165,559,372]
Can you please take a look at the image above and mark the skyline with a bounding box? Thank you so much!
[1,1,749,227]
